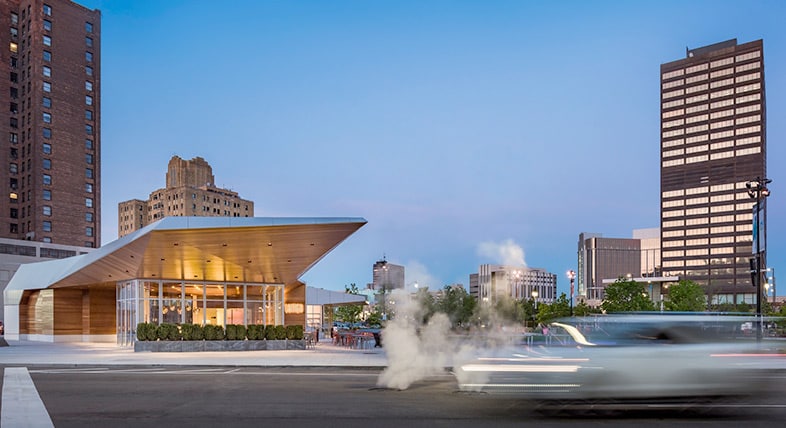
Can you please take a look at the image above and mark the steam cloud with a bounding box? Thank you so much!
[375,291,489,391]
[477,239,527,267]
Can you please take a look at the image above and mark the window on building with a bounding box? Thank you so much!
[85,110,92,120]
[43,20,51,31]
[85,81,92,91]
[85,36,92,48]
[85,125,92,135]
[43,189,51,200]
[85,212,93,222]
[43,128,51,139]
[43,205,51,216]
[43,143,51,154]
[85,139,93,150]
[43,221,51,232]
[85,183,92,193]
[85,198,93,208]
[11,13,18,24]
[10,133,18,144]
[43,50,51,62]
[85,95,92,106]
[10,163,17,174]
[42,159,50,169]
[85,168,93,179]
[43,97,51,108]
[42,112,51,123]
[10,42,17,53]
[43,81,51,92]
[43,4,52,16]
[42,66,50,77]
[86,227,93,237]
[43,174,51,185]
[85,51,92,62]
[85,154,93,164]
[85,22,93,33]
[43,35,51,47]
[86,66,92,76]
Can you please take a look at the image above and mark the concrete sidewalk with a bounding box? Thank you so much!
[0,340,388,367]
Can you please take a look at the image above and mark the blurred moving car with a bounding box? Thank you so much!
[455,314,773,402]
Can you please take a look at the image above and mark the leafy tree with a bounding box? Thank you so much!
[600,278,656,313]
[334,283,364,325]
[434,285,476,328]
[413,287,436,323]
[573,299,600,317]
[365,306,384,327]
[536,293,571,324]
[664,280,706,312]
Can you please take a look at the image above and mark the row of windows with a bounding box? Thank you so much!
[662,118,761,139]
[662,135,761,158]
[662,78,760,101]
[663,224,752,237]
[663,181,755,198]
[661,51,761,80]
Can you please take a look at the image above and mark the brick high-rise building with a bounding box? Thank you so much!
[660,39,766,303]
[118,156,254,237]
[0,0,101,247]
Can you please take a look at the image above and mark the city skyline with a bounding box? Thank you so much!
[83,0,785,295]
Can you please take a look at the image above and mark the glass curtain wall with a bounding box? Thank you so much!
[116,279,284,346]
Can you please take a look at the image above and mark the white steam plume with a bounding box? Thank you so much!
[477,239,527,267]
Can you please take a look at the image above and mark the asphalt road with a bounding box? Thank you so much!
[2,365,786,427]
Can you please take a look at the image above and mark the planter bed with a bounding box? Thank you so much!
[134,339,306,352]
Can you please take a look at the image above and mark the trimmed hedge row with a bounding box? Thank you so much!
[136,323,304,341]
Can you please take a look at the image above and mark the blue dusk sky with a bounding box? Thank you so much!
[82,0,785,295]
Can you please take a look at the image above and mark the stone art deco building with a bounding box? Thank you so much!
[475,264,556,305]
[118,156,254,237]
[0,0,101,247]
[660,39,766,302]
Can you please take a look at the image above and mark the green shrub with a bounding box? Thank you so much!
[247,324,264,340]
[264,325,275,340]
[203,324,225,340]
[226,324,247,341]
[285,325,304,340]
[156,323,181,341]
[273,325,287,340]
[136,323,157,341]
[180,324,204,340]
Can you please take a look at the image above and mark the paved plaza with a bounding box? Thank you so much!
[0,340,388,368]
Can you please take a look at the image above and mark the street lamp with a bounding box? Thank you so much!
[566,270,576,316]
[531,289,539,327]
[746,177,771,342]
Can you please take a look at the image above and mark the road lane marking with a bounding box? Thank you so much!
[2,367,54,428]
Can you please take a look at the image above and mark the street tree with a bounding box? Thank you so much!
[536,293,571,324]
[664,280,706,312]
[434,285,476,328]
[600,278,656,313]
[334,283,364,325]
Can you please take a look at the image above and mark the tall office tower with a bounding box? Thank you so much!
[371,258,405,292]
[0,1,101,247]
[117,156,254,237]
[660,39,766,303]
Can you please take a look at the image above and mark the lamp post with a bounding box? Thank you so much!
[567,270,576,316]
[746,177,771,342]
[531,289,539,328]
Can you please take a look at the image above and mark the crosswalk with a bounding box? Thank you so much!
[2,367,54,428]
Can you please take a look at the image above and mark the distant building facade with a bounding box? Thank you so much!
[370,259,405,292]
[118,156,254,237]
[577,233,643,302]
[476,264,556,305]
[660,39,766,303]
